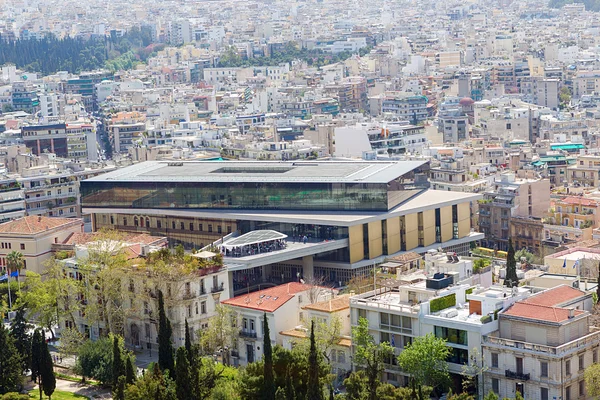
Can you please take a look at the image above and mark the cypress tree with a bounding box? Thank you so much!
[112,335,124,387]
[10,306,31,374]
[285,368,295,400]
[307,320,324,400]
[262,313,275,400]
[504,239,519,288]
[0,323,22,395]
[40,336,55,400]
[184,319,194,367]
[31,329,42,384]
[597,262,600,301]
[113,375,126,400]
[175,347,191,400]
[125,355,136,385]
[157,290,175,375]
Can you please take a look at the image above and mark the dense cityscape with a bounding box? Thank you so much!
[4,0,600,399]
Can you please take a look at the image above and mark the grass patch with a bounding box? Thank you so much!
[29,390,88,399]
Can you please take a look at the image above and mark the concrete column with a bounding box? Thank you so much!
[302,255,314,280]
[263,264,272,282]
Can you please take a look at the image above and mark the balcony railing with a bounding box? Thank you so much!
[484,328,600,356]
[505,370,530,381]
[239,330,257,338]
[212,282,225,293]
[182,291,195,300]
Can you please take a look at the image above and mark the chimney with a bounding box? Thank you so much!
[569,308,575,319]
[38,216,42,222]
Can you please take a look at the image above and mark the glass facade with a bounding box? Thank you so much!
[434,326,468,346]
[81,181,391,211]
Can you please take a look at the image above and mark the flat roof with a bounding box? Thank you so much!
[83,160,428,184]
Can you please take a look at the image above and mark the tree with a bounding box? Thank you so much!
[461,348,487,397]
[30,329,42,384]
[58,327,85,360]
[597,262,600,301]
[559,86,572,109]
[352,317,393,400]
[344,371,367,400]
[175,347,192,400]
[114,376,126,400]
[184,319,192,361]
[113,335,125,386]
[306,320,324,400]
[397,333,451,400]
[39,335,56,400]
[585,363,600,397]
[9,306,31,373]
[0,323,22,395]
[262,313,275,400]
[125,356,136,385]
[6,251,23,276]
[199,304,238,360]
[503,239,519,288]
[483,392,498,400]
[158,290,175,376]
[124,363,177,400]
[74,334,132,385]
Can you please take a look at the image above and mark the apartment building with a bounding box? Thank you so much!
[0,178,26,224]
[381,92,428,124]
[21,123,68,158]
[567,154,600,188]
[479,172,550,251]
[482,286,597,400]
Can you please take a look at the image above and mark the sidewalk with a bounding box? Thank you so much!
[25,378,112,399]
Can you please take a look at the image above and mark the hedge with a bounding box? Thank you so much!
[430,293,456,313]
[480,315,492,324]
[465,287,474,296]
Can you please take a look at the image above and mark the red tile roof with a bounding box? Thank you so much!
[0,216,81,235]
[222,282,312,313]
[523,285,586,307]
[503,302,585,323]
[561,196,599,207]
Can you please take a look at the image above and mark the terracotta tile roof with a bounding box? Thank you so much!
[280,328,308,339]
[0,216,80,235]
[222,282,312,312]
[523,285,586,307]
[503,302,585,323]
[302,294,350,313]
[387,252,422,263]
[561,196,599,207]
[565,240,600,249]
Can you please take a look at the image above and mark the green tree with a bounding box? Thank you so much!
[9,306,31,373]
[343,371,367,400]
[175,347,192,400]
[125,356,136,385]
[0,323,22,394]
[113,335,125,386]
[39,335,56,400]
[184,319,192,361]
[472,258,490,274]
[397,333,451,400]
[504,239,519,287]
[158,290,175,375]
[585,363,600,397]
[6,251,23,276]
[114,375,126,400]
[30,329,42,384]
[483,392,499,400]
[124,363,177,400]
[262,313,275,400]
[199,304,238,361]
[74,334,132,385]
[352,317,393,400]
[57,327,85,360]
[306,320,324,400]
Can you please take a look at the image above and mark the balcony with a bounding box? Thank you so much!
[182,291,195,300]
[239,330,257,339]
[212,282,225,293]
[505,370,530,381]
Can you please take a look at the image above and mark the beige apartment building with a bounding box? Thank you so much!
[482,286,597,400]
[0,216,83,274]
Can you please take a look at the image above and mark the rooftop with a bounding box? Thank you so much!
[302,294,350,313]
[224,230,287,247]
[83,160,428,184]
[0,216,81,235]
[221,282,313,312]
[523,285,586,307]
[503,302,585,323]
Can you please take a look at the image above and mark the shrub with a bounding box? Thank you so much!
[430,293,456,313]
[480,315,492,324]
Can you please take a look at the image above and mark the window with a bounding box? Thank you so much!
[20,243,24,250]
[380,332,390,343]
[172,221,176,230]
[201,301,207,314]
[566,385,571,400]
[123,217,127,226]
[566,360,571,375]
[180,222,184,230]
[492,378,499,394]
[579,354,584,371]
[250,319,255,332]
[189,223,194,231]
[358,309,366,321]
[217,226,222,234]
[541,388,548,400]
[540,361,548,377]
[579,380,585,398]
[187,305,192,318]
[337,350,346,364]
[243,318,248,330]
[492,353,499,368]
[195,303,199,315]
[199,224,203,231]
[434,326,468,346]
[516,357,523,374]
[157,220,162,229]
[208,224,213,233]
